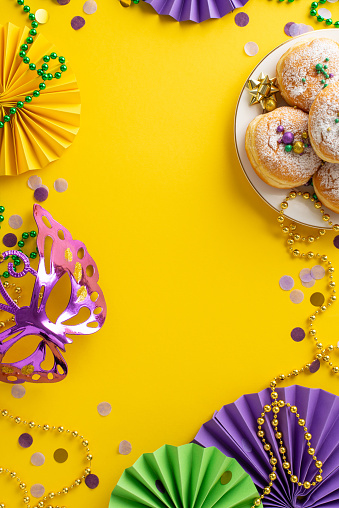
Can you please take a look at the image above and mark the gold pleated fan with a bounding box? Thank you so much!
[0,22,81,176]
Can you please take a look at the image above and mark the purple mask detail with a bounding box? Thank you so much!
[0,205,107,384]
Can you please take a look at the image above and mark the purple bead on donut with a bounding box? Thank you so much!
[277,125,284,133]
[282,131,294,144]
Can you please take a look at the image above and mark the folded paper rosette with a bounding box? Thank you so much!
[0,23,80,176]
[0,205,106,384]
[144,0,248,23]
[194,385,339,507]
[110,443,258,508]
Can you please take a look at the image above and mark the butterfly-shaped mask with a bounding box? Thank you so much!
[0,205,107,383]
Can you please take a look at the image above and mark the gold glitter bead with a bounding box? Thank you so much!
[283,462,290,469]
[303,191,310,199]
[72,431,78,437]
[307,252,314,259]
[279,447,286,454]
[20,483,26,489]
[270,457,277,465]
[277,216,284,223]
[282,227,289,234]
[277,400,284,408]
[323,355,330,362]
[294,234,300,241]
[269,472,276,481]
[289,191,297,198]
[15,417,21,424]
[254,499,261,506]
[333,367,339,373]
[38,502,44,507]
[304,481,311,489]
[264,405,271,413]
[290,406,297,413]
[293,249,300,257]
[314,201,322,209]
[87,454,93,461]
[316,461,323,468]
[305,433,312,440]
[10,472,16,478]
[257,430,265,437]
[275,432,282,439]
[316,475,323,482]
[298,419,305,426]
[43,425,49,431]
[49,493,55,499]
[270,380,277,387]
[23,497,30,504]
[281,202,288,209]
[308,236,315,242]
[308,448,315,455]
[316,353,323,360]
[271,392,278,400]
[82,440,89,447]
[75,479,81,486]
[272,419,279,427]
[264,444,271,451]
[257,418,265,425]
[291,476,298,483]
[63,487,69,494]
[58,426,64,433]
[263,487,271,495]
[85,468,91,475]
[287,238,294,245]
[302,132,308,140]
[323,214,330,221]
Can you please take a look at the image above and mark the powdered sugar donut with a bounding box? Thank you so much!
[276,38,339,112]
[245,107,322,188]
[309,82,339,163]
[313,162,339,213]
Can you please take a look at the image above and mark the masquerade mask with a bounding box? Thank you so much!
[0,204,106,383]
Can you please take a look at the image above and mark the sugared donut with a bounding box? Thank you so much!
[276,38,339,112]
[313,162,339,213]
[309,82,339,163]
[245,107,322,188]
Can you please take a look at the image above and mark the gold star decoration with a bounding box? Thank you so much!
[246,72,280,112]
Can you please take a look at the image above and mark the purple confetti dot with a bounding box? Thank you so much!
[71,16,86,30]
[57,0,70,4]
[309,359,320,374]
[156,480,166,493]
[279,275,294,291]
[2,233,17,248]
[291,327,305,342]
[284,22,294,37]
[334,235,339,249]
[34,187,48,202]
[19,433,33,448]
[85,474,99,489]
[234,12,249,27]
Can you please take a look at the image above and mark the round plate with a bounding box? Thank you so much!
[234,29,339,229]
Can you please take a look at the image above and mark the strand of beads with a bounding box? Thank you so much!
[0,230,38,279]
[251,377,323,508]
[0,409,93,508]
[0,281,22,330]
[309,0,339,27]
[0,0,68,129]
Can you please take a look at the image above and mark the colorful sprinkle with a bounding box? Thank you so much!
[290,289,304,304]
[71,16,86,30]
[310,292,325,306]
[85,474,99,489]
[234,12,249,27]
[279,275,294,291]
[3,233,17,248]
[244,42,259,57]
[291,327,305,342]
[18,433,33,448]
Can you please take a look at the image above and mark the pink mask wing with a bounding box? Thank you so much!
[0,204,107,384]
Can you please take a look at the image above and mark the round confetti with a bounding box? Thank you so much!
[85,474,100,489]
[290,289,304,304]
[119,440,132,455]
[31,484,45,498]
[241,438,252,452]
[291,327,305,342]
[318,7,332,18]
[31,452,45,466]
[57,0,70,4]
[311,265,325,280]
[301,279,315,288]
[244,41,259,57]
[71,16,86,30]
[328,0,339,3]
[27,175,42,190]
[8,214,23,230]
[83,0,98,14]
[34,186,49,203]
[18,433,33,448]
[299,268,313,283]
[35,9,49,23]
[220,471,232,485]
[155,480,166,493]
[97,401,112,416]
[3,233,17,248]
[309,359,320,374]
[53,448,68,463]
[334,235,339,249]
[234,12,249,27]
[284,21,294,36]
[279,275,294,291]
[310,292,325,307]
[54,178,68,193]
[11,385,26,398]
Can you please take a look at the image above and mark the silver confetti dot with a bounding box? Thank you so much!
[83,0,97,14]
[244,41,259,57]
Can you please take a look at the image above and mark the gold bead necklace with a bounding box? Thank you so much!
[251,190,338,508]
[0,281,22,329]
[0,409,93,508]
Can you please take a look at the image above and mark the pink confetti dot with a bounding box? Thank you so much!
[290,289,304,304]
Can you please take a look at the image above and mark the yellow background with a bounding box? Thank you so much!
[1,0,339,506]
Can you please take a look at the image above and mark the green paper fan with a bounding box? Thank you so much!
[110,443,259,508]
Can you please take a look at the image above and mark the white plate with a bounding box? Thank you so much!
[234,29,339,229]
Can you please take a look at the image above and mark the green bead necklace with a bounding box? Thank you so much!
[0,0,68,129]
[309,0,339,27]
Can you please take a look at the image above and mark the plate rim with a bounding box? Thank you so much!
[233,28,339,230]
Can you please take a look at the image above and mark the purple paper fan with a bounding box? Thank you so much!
[193,385,339,507]
[144,0,249,23]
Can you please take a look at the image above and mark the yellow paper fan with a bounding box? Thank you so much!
[0,22,81,176]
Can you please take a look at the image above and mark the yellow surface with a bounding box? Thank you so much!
[1,0,339,507]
